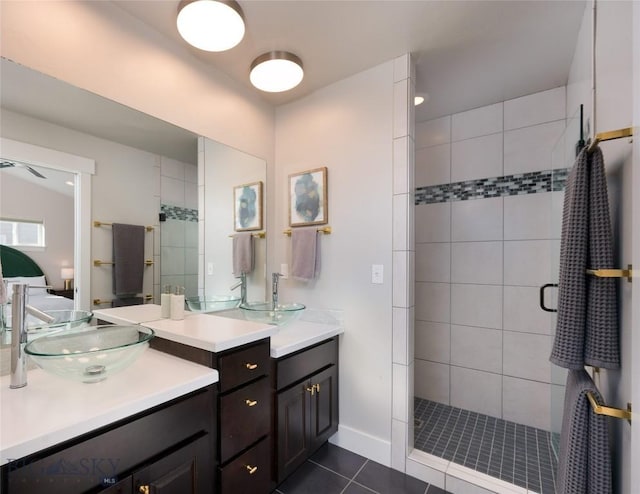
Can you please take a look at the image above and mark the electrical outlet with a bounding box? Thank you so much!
[371,264,383,284]
[207,262,214,275]
[280,263,289,279]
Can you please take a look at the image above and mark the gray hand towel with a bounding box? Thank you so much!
[550,146,619,369]
[111,296,144,307]
[556,369,611,494]
[233,233,254,276]
[291,227,320,281]
[112,223,145,296]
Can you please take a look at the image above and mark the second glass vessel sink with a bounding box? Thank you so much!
[186,295,241,313]
[239,301,305,326]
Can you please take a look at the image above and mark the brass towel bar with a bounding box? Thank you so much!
[228,232,266,239]
[587,127,633,154]
[283,226,332,236]
[94,220,154,232]
[586,264,633,283]
[93,294,153,306]
[94,259,154,267]
[586,391,632,423]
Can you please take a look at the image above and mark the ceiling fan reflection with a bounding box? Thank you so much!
[0,160,47,179]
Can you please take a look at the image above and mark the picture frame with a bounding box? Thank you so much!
[233,181,263,231]
[288,167,328,227]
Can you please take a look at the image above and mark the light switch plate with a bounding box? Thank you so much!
[280,263,289,279]
[207,262,214,275]
[372,264,384,284]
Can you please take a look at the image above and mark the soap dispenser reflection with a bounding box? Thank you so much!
[170,286,185,320]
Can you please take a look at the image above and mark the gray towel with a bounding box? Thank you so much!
[111,296,144,307]
[291,227,320,281]
[232,233,254,276]
[550,146,619,369]
[556,369,611,494]
[112,223,145,296]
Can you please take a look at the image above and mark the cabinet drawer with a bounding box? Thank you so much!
[218,340,270,392]
[219,377,270,462]
[276,338,338,390]
[219,437,270,494]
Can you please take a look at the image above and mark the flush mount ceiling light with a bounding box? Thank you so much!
[249,51,304,92]
[176,0,245,52]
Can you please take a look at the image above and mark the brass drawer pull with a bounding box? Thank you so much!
[315,383,320,393]
[139,486,150,494]
[246,363,258,370]
[246,465,258,475]
[306,385,315,396]
[245,399,258,407]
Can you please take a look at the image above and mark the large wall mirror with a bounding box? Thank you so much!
[0,58,266,333]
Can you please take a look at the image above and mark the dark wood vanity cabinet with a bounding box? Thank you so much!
[272,337,339,484]
[150,337,272,494]
[1,386,215,494]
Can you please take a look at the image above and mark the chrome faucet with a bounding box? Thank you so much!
[230,272,247,305]
[10,283,55,389]
[272,273,283,310]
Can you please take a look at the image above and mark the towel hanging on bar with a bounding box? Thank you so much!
[550,145,619,369]
[112,223,145,296]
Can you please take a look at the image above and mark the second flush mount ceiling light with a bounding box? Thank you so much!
[250,51,304,93]
[176,0,245,52]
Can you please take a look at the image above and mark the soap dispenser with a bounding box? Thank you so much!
[161,284,172,318]
[170,286,185,320]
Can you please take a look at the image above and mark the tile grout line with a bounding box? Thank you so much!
[337,459,373,494]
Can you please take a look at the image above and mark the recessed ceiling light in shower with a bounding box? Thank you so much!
[249,51,304,93]
[176,0,245,52]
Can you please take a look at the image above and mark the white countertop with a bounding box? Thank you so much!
[0,349,218,465]
[142,313,278,353]
[95,305,344,358]
[94,304,178,325]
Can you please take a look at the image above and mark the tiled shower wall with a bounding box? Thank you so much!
[157,157,199,300]
[414,87,569,431]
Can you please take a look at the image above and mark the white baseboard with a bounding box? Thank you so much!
[329,424,391,467]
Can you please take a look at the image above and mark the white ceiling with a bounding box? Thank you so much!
[114,0,586,121]
[0,1,586,167]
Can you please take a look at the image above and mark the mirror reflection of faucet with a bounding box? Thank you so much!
[231,272,247,305]
[272,273,283,310]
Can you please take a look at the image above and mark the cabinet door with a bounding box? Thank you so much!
[309,365,338,452]
[219,437,270,494]
[276,381,310,483]
[133,434,212,494]
[101,477,132,493]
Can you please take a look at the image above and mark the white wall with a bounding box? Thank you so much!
[0,173,74,288]
[273,61,396,462]
[0,1,274,165]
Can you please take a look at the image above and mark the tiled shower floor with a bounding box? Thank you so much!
[414,398,558,494]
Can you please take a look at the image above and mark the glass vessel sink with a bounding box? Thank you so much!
[25,325,154,383]
[0,309,93,344]
[239,302,306,326]
[186,295,241,313]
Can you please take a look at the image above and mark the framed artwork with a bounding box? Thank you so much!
[233,181,263,231]
[288,167,328,227]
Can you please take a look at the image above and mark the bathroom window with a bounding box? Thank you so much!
[0,218,46,248]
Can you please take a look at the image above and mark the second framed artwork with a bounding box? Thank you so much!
[233,181,263,231]
[288,167,328,227]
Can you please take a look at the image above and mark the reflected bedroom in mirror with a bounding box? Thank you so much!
[0,57,267,354]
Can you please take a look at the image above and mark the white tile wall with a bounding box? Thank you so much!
[503,331,552,383]
[416,203,450,243]
[451,197,503,242]
[503,286,552,334]
[416,143,450,187]
[452,102,503,141]
[393,136,410,194]
[416,243,450,283]
[415,282,450,323]
[502,376,551,430]
[161,219,186,247]
[504,120,566,174]
[185,163,198,183]
[160,247,186,275]
[414,359,450,403]
[451,133,503,182]
[503,240,552,286]
[393,193,411,251]
[450,366,502,418]
[504,192,553,240]
[185,181,198,209]
[451,284,502,329]
[451,241,503,285]
[415,115,451,148]
[451,325,502,374]
[415,321,451,363]
[161,176,185,207]
[504,86,566,130]
[160,157,186,180]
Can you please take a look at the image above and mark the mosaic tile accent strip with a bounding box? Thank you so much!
[414,398,558,494]
[415,168,569,205]
[161,204,198,222]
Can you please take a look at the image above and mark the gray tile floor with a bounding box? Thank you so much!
[414,398,558,494]
[275,443,451,494]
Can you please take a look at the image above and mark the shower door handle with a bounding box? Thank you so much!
[539,283,558,313]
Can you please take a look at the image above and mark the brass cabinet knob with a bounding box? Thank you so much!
[246,363,258,370]
[246,465,258,475]
[245,399,258,407]
[139,486,150,494]
[306,385,315,396]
